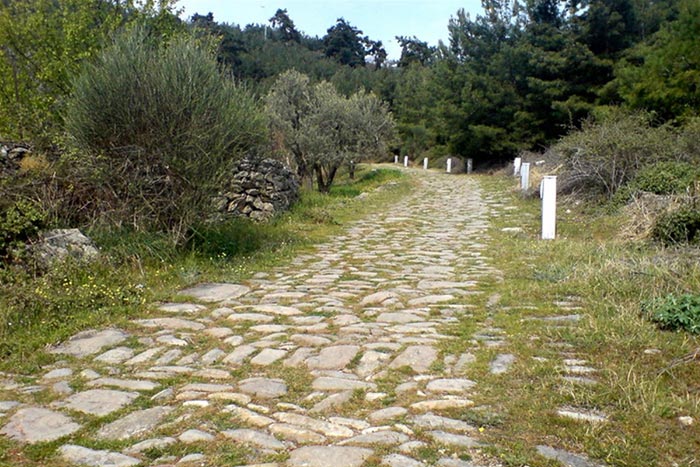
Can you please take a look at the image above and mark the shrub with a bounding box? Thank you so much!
[612,161,700,205]
[651,206,700,245]
[65,27,267,241]
[555,109,674,199]
[0,201,46,263]
[643,293,700,334]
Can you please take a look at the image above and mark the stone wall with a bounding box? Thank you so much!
[215,157,299,222]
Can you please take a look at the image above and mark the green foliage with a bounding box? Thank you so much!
[613,161,699,205]
[643,293,700,334]
[651,206,700,245]
[0,201,45,263]
[0,0,183,142]
[555,109,675,198]
[66,27,266,240]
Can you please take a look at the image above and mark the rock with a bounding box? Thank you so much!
[124,437,177,454]
[489,354,515,374]
[43,368,73,380]
[252,304,302,316]
[268,423,327,444]
[238,377,288,399]
[250,348,288,366]
[88,378,158,392]
[221,428,285,450]
[382,453,426,467]
[287,446,373,467]
[30,229,99,266]
[426,378,476,393]
[133,318,205,331]
[389,346,438,373]
[59,445,140,467]
[310,391,353,413]
[158,303,207,314]
[360,291,398,306]
[224,405,274,427]
[94,347,135,364]
[428,430,483,448]
[312,377,376,391]
[97,406,173,440]
[409,399,473,412]
[62,389,138,416]
[536,445,606,467]
[273,412,353,438]
[679,416,695,426]
[179,453,206,464]
[556,407,608,423]
[179,429,214,443]
[50,328,128,357]
[306,345,360,370]
[0,407,81,443]
[340,430,409,446]
[368,407,408,423]
[412,414,476,433]
[178,283,250,303]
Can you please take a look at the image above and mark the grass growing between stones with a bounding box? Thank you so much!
[0,164,409,374]
[471,174,700,467]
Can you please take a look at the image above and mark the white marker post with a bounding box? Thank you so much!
[514,157,522,176]
[447,158,452,173]
[467,159,473,174]
[520,162,530,190]
[423,157,428,170]
[404,156,409,167]
[394,155,398,164]
[541,176,557,240]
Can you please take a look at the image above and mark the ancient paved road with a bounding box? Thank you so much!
[0,169,599,466]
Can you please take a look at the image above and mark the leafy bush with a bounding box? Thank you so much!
[0,201,46,263]
[613,161,699,205]
[652,206,700,245]
[65,27,267,241]
[555,109,675,198]
[643,293,700,334]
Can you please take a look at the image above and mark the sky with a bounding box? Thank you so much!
[175,0,484,60]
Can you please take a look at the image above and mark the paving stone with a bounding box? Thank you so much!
[252,304,303,316]
[251,348,288,366]
[557,408,608,423]
[273,412,354,438]
[178,283,250,302]
[157,335,189,346]
[43,368,73,379]
[227,313,275,323]
[376,312,422,323]
[238,377,287,399]
[536,445,606,467]
[204,327,235,338]
[368,407,408,423]
[125,347,164,365]
[489,354,515,374]
[158,302,207,314]
[223,345,258,365]
[306,345,360,370]
[179,453,206,464]
[221,428,285,450]
[50,328,128,357]
[389,345,438,373]
[412,413,476,433]
[312,377,376,391]
[124,437,177,454]
[134,318,205,331]
[97,406,173,440]
[428,430,484,448]
[179,429,215,443]
[0,401,20,411]
[201,348,226,365]
[360,291,398,306]
[410,399,474,412]
[62,389,138,416]
[224,405,274,427]
[1,407,81,443]
[94,347,135,364]
[268,423,327,444]
[408,295,454,306]
[340,430,409,446]
[287,446,373,467]
[87,378,159,392]
[291,334,332,346]
[59,444,140,467]
[426,378,476,393]
[310,390,353,413]
[436,460,481,467]
[382,453,427,467]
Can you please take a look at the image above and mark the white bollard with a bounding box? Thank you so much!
[447,158,452,173]
[467,158,473,174]
[520,162,530,190]
[404,156,409,167]
[541,176,557,240]
[394,155,398,164]
[423,157,428,170]
[514,157,522,176]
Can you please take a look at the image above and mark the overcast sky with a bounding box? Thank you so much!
[175,0,484,60]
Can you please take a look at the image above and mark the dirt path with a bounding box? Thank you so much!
[0,169,598,466]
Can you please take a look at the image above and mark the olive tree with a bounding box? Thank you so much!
[267,71,394,193]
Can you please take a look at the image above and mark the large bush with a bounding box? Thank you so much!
[65,28,266,241]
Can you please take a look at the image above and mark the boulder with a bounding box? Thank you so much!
[30,229,99,266]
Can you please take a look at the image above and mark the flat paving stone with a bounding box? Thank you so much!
[49,328,128,357]
[1,407,81,443]
[94,347,135,364]
[179,429,215,443]
[306,345,360,370]
[426,378,477,393]
[412,413,476,433]
[340,430,409,446]
[273,412,354,438]
[312,377,376,391]
[268,423,327,444]
[59,444,140,467]
[428,430,484,448]
[287,446,373,467]
[133,318,205,331]
[124,437,177,454]
[97,406,173,440]
[62,389,138,416]
[221,428,285,450]
[158,302,207,313]
[87,378,158,392]
[536,445,606,467]
[489,354,515,374]
[382,453,427,467]
[238,377,288,399]
[368,406,408,423]
[389,345,438,373]
[252,304,303,315]
[178,283,250,302]
[251,348,288,366]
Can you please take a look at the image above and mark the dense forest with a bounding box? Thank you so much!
[2,0,698,165]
